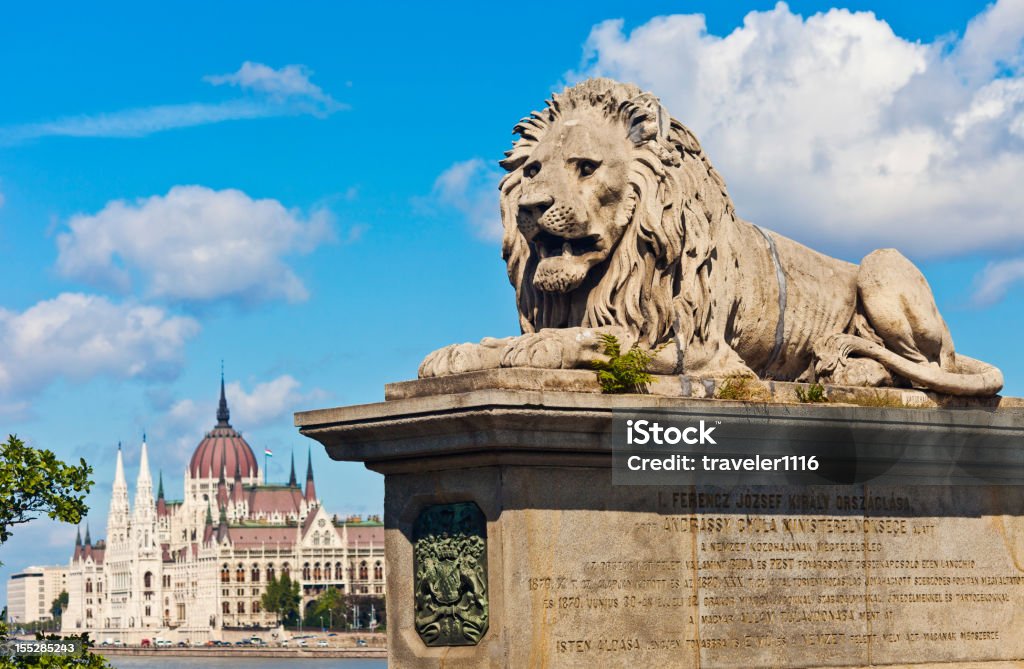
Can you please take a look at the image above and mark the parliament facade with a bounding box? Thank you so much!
[61,378,385,642]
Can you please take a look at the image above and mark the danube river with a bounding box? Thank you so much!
[110,658,386,668]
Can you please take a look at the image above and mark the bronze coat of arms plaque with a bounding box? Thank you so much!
[413,502,488,646]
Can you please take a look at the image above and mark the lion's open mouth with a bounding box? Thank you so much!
[532,231,603,259]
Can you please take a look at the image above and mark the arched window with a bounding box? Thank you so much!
[302,563,311,580]
[374,562,383,580]
[221,564,230,583]
[222,602,229,614]
[282,563,290,577]
[313,563,322,580]
[253,601,261,614]
[266,564,275,581]
[335,562,343,580]
[251,564,260,582]
[143,572,153,589]
[237,602,245,614]
[235,564,245,583]
[85,579,93,593]
[313,531,319,546]
[359,561,368,580]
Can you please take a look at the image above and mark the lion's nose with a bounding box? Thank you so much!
[519,193,554,220]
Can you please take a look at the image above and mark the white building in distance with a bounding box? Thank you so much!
[61,376,385,643]
[6,565,68,625]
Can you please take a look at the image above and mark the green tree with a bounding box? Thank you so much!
[260,572,300,626]
[303,587,348,629]
[49,592,68,621]
[0,435,110,668]
[0,435,93,544]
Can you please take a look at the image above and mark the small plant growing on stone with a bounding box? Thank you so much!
[715,374,771,402]
[795,383,828,403]
[591,334,656,394]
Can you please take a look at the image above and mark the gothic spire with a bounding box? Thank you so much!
[75,526,82,546]
[84,524,91,546]
[288,450,297,487]
[157,470,164,500]
[216,362,230,427]
[304,446,317,503]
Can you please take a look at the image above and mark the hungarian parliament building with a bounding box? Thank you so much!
[61,378,385,642]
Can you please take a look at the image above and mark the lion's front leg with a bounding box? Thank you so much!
[501,327,635,370]
[418,337,514,378]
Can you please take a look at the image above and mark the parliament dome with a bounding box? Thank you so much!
[188,376,258,480]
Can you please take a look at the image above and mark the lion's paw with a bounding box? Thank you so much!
[500,331,570,370]
[418,341,506,378]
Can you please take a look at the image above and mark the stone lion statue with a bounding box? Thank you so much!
[420,78,1003,397]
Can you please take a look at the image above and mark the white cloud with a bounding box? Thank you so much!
[569,1,1024,269]
[0,62,345,144]
[224,375,327,429]
[205,61,342,112]
[0,293,199,400]
[428,158,504,240]
[56,185,336,304]
[973,257,1024,305]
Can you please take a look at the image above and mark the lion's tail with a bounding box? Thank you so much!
[824,335,1004,397]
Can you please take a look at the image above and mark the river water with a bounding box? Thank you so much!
[109,658,386,668]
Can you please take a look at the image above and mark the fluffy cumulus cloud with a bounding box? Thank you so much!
[0,293,199,409]
[429,158,504,240]
[55,185,335,304]
[570,0,1024,302]
[0,61,344,143]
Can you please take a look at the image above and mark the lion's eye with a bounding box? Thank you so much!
[524,163,541,178]
[577,160,600,177]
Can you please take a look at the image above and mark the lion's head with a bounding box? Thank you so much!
[499,78,738,348]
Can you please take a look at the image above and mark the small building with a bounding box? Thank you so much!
[7,565,68,624]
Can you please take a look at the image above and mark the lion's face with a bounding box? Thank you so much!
[514,109,635,293]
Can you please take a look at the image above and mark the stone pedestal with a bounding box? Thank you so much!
[295,372,1024,669]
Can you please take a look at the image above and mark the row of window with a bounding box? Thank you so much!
[221,601,261,615]
[218,561,383,584]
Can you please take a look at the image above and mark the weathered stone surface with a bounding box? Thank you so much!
[297,382,1024,668]
[386,369,1024,410]
[416,78,1003,397]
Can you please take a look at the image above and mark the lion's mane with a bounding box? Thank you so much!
[498,79,738,352]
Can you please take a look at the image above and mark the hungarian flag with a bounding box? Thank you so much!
[264,448,273,457]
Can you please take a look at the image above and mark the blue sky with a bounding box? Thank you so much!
[2,0,1023,602]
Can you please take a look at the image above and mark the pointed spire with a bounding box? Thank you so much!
[157,470,164,500]
[84,524,92,546]
[134,438,154,514]
[113,442,126,487]
[304,446,317,503]
[288,450,297,487]
[205,504,213,525]
[216,362,230,426]
[75,526,82,546]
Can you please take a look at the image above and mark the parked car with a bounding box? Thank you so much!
[100,639,114,646]
[296,639,308,647]
[249,636,266,645]
[316,639,329,647]
[139,639,150,648]
[278,639,289,647]
[154,639,172,647]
